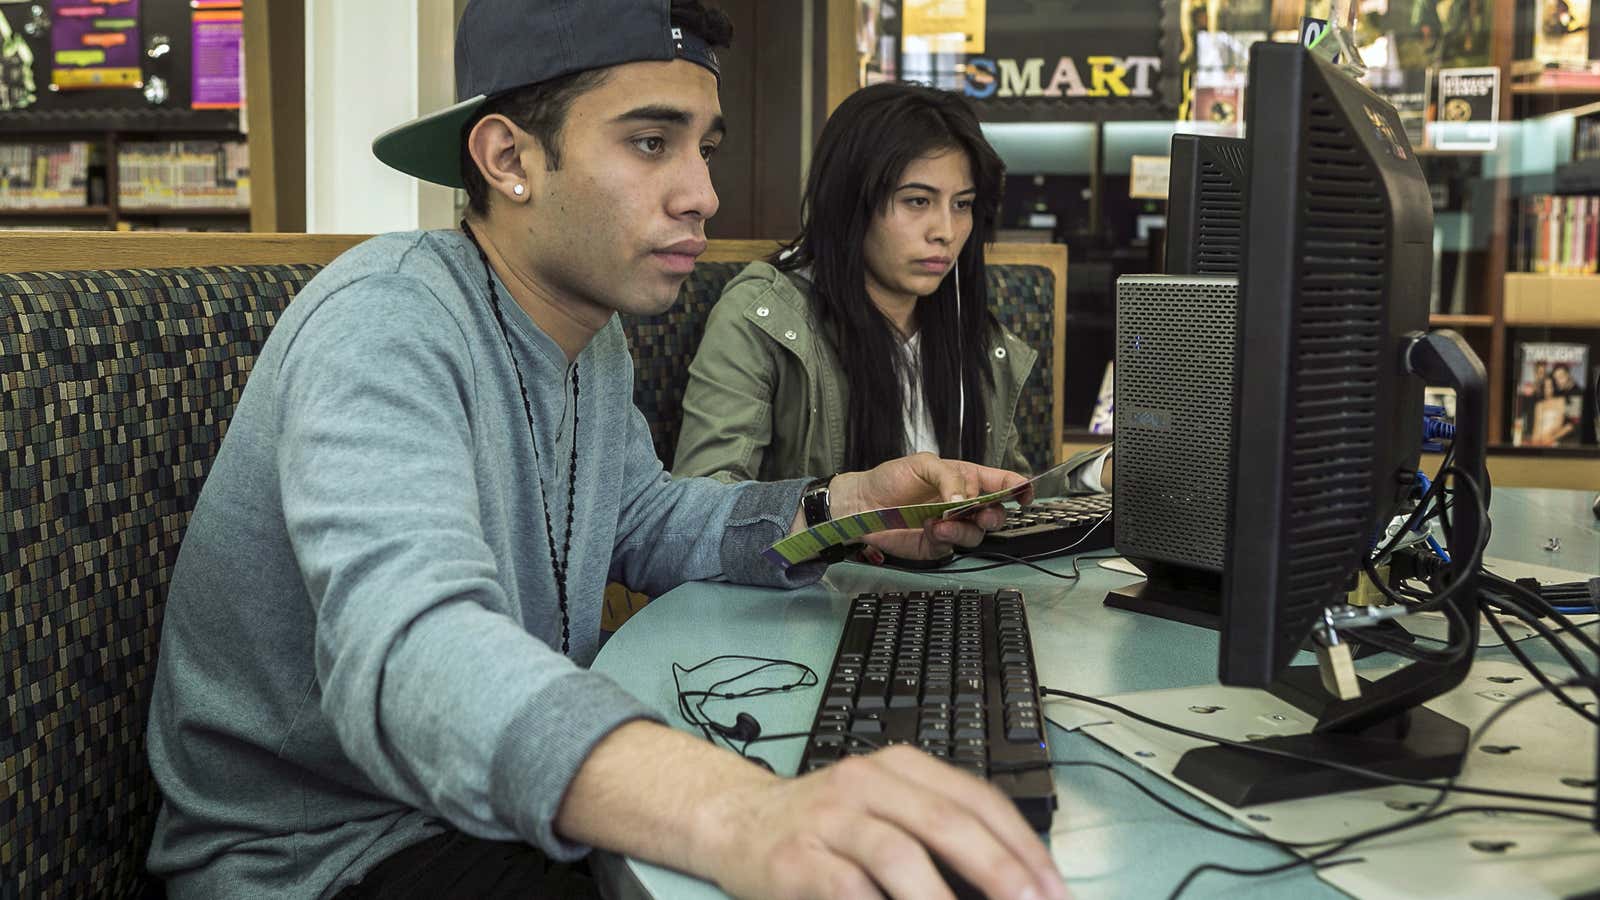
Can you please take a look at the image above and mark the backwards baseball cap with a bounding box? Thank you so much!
[373,0,722,188]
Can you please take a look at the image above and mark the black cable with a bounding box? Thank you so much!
[1344,599,1474,666]
[1038,687,1598,809]
[993,723,1335,850]
[1483,571,1600,658]
[1166,855,1365,900]
[1165,805,1592,900]
[940,549,1123,580]
[1022,681,1593,897]
[1482,592,1597,680]
[1470,675,1600,754]
[671,655,818,756]
[1409,613,1600,646]
[1482,608,1600,727]
[1366,465,1488,618]
[1370,445,1455,565]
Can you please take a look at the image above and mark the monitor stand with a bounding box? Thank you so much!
[1169,666,1469,807]
[1103,561,1222,629]
[1167,329,1491,810]
[1169,565,1483,809]
[1104,560,1412,658]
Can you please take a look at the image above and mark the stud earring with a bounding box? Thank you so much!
[513,183,525,196]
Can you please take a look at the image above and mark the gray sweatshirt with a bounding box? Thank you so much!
[144,230,821,899]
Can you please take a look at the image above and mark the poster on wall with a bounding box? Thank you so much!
[0,4,39,110]
[858,0,900,86]
[903,0,985,53]
[1183,27,1257,136]
[51,0,142,91]
[191,2,241,110]
[863,0,1181,120]
[1430,65,1498,151]
[963,0,1181,120]
[1529,0,1592,68]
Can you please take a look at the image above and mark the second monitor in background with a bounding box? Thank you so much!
[1164,134,1248,276]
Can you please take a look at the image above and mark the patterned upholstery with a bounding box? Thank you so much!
[624,261,1058,472]
[1,264,321,900]
[621,261,745,465]
[988,264,1057,473]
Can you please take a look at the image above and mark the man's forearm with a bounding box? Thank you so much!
[553,719,771,882]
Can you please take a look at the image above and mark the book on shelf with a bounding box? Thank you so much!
[0,141,101,210]
[1515,0,1599,69]
[1578,114,1600,161]
[1511,342,1591,447]
[117,140,250,210]
[1514,194,1600,274]
[1088,361,1114,436]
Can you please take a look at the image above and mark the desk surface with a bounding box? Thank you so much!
[591,487,1599,899]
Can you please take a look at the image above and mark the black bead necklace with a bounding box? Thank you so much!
[461,220,576,656]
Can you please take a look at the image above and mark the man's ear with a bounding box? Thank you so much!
[467,114,545,206]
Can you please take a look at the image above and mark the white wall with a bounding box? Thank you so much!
[304,0,459,233]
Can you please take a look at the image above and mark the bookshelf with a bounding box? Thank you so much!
[0,129,251,232]
[0,0,286,231]
[1463,1,1600,450]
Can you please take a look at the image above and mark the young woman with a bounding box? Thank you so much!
[673,82,1051,485]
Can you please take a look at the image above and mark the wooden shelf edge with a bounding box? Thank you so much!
[1511,83,1600,95]
[1429,314,1495,327]
[1505,318,1600,328]
[118,207,252,216]
[0,206,111,216]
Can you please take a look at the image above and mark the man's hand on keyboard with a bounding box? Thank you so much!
[832,454,1029,561]
[697,744,1069,900]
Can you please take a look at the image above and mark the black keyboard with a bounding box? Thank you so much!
[976,493,1113,560]
[798,588,1057,831]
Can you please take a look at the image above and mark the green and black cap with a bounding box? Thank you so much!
[373,0,722,188]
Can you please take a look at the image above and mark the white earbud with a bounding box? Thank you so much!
[955,257,966,450]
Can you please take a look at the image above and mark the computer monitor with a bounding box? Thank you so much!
[1156,41,1488,806]
[1164,134,1248,275]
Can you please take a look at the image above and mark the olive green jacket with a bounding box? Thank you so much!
[672,261,1038,483]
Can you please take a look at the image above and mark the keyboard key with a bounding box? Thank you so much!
[955,678,984,703]
[851,713,885,736]
[890,677,921,708]
[1006,722,1041,742]
[953,718,985,740]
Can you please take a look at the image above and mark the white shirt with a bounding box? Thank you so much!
[898,332,940,455]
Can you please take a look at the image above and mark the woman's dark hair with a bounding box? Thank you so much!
[778,82,1006,471]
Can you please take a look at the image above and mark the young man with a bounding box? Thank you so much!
[144,1,1071,899]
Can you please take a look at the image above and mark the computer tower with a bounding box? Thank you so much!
[1107,275,1238,624]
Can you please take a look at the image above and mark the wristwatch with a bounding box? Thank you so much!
[801,475,834,528]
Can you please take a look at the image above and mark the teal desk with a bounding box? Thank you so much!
[592,488,1599,899]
